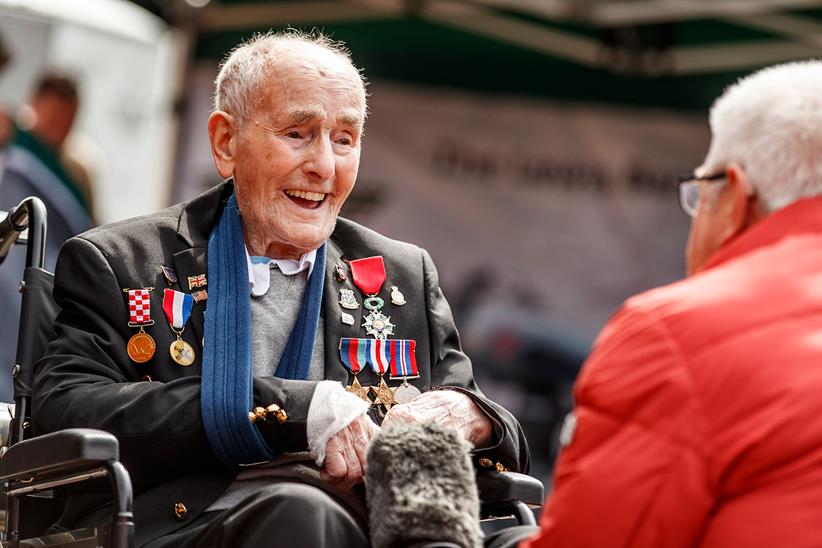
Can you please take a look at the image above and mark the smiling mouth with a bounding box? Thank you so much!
[285,189,327,210]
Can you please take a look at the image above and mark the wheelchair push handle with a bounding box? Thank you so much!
[0,196,47,269]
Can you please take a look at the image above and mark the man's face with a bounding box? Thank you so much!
[31,93,78,149]
[229,56,365,258]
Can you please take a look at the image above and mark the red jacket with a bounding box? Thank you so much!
[523,197,822,547]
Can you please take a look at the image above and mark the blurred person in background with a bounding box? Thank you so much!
[31,30,527,548]
[0,72,92,402]
[508,61,822,547]
[0,32,12,149]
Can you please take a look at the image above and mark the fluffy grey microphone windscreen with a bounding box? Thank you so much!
[366,422,482,548]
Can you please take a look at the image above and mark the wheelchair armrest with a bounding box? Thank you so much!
[477,471,544,507]
[0,428,119,482]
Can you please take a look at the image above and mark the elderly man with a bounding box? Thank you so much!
[32,32,527,548]
[515,61,822,547]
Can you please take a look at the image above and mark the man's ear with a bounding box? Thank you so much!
[208,111,236,179]
[724,163,761,239]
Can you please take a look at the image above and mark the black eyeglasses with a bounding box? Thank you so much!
[677,172,726,217]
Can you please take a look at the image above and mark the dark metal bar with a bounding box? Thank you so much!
[511,501,536,526]
[6,468,108,496]
[104,461,134,548]
[3,197,47,543]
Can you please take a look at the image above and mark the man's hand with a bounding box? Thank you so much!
[320,412,380,490]
[381,390,493,447]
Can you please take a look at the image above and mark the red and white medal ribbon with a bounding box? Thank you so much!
[128,289,153,326]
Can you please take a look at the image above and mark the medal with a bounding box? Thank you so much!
[125,288,156,363]
[362,309,394,339]
[339,338,371,402]
[127,331,155,364]
[162,288,196,366]
[339,288,359,310]
[393,383,421,404]
[339,337,397,411]
[388,339,421,404]
[169,338,195,367]
[346,376,370,401]
[371,377,397,411]
[390,286,406,306]
[349,256,396,340]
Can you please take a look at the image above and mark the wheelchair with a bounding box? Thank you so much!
[0,197,543,548]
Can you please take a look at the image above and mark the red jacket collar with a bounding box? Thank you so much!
[703,196,822,271]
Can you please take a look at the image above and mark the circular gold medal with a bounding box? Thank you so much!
[127,332,156,363]
[169,339,195,366]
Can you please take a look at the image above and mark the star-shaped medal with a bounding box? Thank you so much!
[362,310,395,340]
[370,377,397,412]
[345,376,371,402]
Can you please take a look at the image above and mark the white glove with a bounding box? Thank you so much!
[381,389,493,447]
[319,412,381,490]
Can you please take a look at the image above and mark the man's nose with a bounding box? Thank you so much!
[303,135,335,182]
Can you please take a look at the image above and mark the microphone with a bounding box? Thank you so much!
[366,422,482,548]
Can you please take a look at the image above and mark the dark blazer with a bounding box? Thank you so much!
[32,182,529,545]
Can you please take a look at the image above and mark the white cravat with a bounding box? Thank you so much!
[245,247,318,297]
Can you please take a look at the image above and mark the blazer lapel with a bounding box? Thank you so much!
[322,238,362,383]
[169,182,232,354]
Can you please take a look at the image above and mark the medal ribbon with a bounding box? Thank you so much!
[349,256,386,295]
[388,339,418,378]
[340,338,417,377]
[162,288,194,331]
[128,289,152,324]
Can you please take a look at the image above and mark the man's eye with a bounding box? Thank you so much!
[286,131,303,139]
[336,136,353,146]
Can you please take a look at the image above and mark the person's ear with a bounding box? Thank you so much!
[723,163,761,239]
[208,111,236,179]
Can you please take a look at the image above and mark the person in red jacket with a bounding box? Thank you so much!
[518,61,822,547]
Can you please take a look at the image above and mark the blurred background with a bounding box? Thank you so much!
[3,0,822,491]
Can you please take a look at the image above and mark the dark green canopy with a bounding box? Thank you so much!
[171,0,822,110]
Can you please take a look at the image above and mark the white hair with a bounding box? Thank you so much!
[214,29,366,124]
[700,60,822,212]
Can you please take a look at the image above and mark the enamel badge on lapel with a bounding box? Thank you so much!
[390,286,406,306]
[349,256,395,340]
[124,287,156,363]
[339,289,359,310]
[187,274,207,291]
[161,266,177,286]
[341,312,355,326]
[192,290,208,303]
[334,260,348,282]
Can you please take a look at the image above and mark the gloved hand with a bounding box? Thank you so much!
[381,389,493,447]
[320,412,380,490]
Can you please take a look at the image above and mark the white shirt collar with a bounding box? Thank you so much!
[245,246,318,297]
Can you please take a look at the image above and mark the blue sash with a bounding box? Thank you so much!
[200,193,326,468]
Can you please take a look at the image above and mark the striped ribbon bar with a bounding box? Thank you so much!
[339,338,417,377]
[162,288,194,331]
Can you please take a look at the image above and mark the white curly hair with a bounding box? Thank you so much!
[699,60,822,212]
[213,29,367,125]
